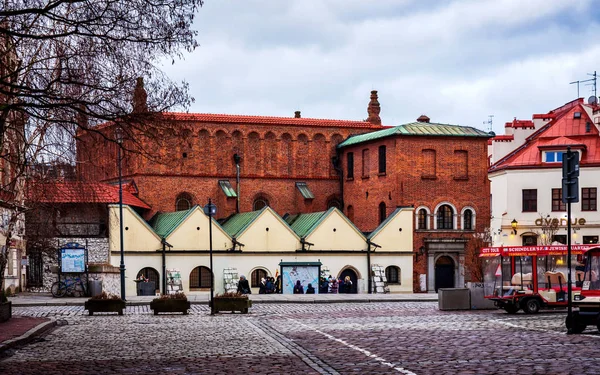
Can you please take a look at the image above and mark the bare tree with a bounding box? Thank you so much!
[535,213,561,273]
[0,0,203,294]
[467,227,493,282]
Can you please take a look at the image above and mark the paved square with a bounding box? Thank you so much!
[2,303,600,374]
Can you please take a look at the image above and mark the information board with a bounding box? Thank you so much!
[61,248,86,273]
[281,265,320,294]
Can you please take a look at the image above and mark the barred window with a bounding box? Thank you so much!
[552,188,566,211]
[437,205,454,230]
[190,266,212,288]
[251,269,268,287]
[385,266,400,284]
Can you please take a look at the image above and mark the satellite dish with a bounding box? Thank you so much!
[588,96,598,105]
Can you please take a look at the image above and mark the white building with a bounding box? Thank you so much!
[489,98,600,247]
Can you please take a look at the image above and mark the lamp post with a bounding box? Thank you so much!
[116,126,126,301]
[204,199,217,315]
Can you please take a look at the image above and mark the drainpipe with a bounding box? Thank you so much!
[366,239,372,294]
[332,153,344,209]
[161,238,172,295]
[233,153,241,213]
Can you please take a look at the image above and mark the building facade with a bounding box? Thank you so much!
[489,98,600,248]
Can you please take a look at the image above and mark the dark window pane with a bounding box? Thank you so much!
[463,210,473,230]
[582,188,597,211]
[552,188,566,211]
[522,189,537,212]
[378,145,386,174]
[437,205,454,229]
[379,202,386,224]
[418,209,427,230]
[385,266,400,284]
[347,153,354,179]
[251,269,268,287]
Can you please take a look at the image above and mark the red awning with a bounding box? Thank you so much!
[479,245,598,257]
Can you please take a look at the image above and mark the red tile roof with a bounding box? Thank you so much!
[161,112,384,129]
[492,135,514,142]
[532,113,556,120]
[505,119,534,128]
[490,104,600,172]
[28,182,151,209]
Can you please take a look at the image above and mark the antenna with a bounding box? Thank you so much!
[571,71,597,99]
[483,115,494,132]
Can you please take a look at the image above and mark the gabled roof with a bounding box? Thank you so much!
[219,209,264,238]
[489,103,600,172]
[149,206,197,238]
[337,122,491,148]
[367,207,412,240]
[284,210,329,238]
[28,182,150,209]
[161,112,383,129]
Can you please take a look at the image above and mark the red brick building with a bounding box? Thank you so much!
[337,117,492,292]
[77,87,492,292]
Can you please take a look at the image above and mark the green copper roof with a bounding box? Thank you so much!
[284,210,330,238]
[337,122,492,148]
[150,207,196,238]
[220,209,263,238]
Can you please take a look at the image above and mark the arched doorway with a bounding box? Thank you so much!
[136,267,159,296]
[339,268,358,294]
[435,256,455,292]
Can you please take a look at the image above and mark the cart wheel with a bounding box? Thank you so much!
[504,305,519,314]
[523,299,540,314]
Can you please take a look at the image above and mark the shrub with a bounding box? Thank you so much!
[153,292,187,301]
[90,291,122,300]
[215,291,247,299]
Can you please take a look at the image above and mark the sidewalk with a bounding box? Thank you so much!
[0,315,56,353]
[8,292,438,306]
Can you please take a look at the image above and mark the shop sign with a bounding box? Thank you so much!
[534,217,586,227]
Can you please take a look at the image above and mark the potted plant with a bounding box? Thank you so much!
[211,292,252,314]
[0,289,11,323]
[84,292,126,316]
[150,292,190,315]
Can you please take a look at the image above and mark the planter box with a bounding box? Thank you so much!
[210,298,252,314]
[0,301,11,323]
[84,299,126,316]
[150,299,190,315]
[438,288,470,311]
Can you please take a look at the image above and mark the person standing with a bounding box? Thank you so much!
[237,275,251,294]
[343,276,353,294]
[293,280,304,294]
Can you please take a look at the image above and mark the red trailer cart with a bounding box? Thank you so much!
[566,246,600,333]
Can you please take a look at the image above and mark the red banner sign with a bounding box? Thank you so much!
[479,245,599,257]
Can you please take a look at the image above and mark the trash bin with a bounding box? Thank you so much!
[89,280,103,297]
[438,288,470,310]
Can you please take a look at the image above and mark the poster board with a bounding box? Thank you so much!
[280,262,321,294]
[60,248,86,273]
[167,269,183,294]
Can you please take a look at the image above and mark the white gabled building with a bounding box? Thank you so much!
[489,98,600,247]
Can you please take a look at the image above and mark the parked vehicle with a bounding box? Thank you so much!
[480,245,594,314]
[566,246,600,333]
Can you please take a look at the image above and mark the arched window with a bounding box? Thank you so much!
[437,204,454,230]
[418,209,428,230]
[189,266,212,288]
[327,197,342,210]
[379,202,386,224]
[137,267,159,287]
[463,209,473,230]
[347,205,354,222]
[385,266,400,284]
[251,268,268,287]
[253,197,269,211]
[175,192,193,211]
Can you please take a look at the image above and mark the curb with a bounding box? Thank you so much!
[0,319,57,354]
[11,299,438,307]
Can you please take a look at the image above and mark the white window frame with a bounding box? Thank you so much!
[433,202,458,230]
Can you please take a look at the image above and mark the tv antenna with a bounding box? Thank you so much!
[483,115,494,132]
[570,71,597,98]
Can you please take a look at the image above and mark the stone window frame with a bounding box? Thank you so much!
[415,206,431,230]
[460,206,476,231]
[433,202,457,230]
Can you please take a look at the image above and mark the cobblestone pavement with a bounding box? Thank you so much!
[2,303,600,374]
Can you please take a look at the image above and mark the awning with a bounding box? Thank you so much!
[479,245,598,257]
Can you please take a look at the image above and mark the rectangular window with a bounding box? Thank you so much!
[346,152,354,179]
[378,145,386,174]
[218,180,237,198]
[582,188,597,211]
[421,149,436,179]
[544,151,564,163]
[362,149,370,178]
[454,150,468,179]
[552,188,566,211]
[584,236,599,244]
[522,189,537,212]
[552,235,567,245]
[295,182,314,199]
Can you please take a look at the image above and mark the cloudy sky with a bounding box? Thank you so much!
[163,0,600,135]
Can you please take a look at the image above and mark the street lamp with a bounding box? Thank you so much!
[511,219,518,235]
[203,199,217,315]
[116,126,126,301]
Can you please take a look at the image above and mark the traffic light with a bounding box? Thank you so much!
[562,150,579,203]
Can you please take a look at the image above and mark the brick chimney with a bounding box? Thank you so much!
[366,90,381,125]
[294,111,301,118]
[417,115,430,123]
[132,77,148,113]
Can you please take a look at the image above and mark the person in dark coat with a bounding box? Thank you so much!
[319,278,329,294]
[237,275,251,294]
[259,277,267,294]
[293,280,304,294]
[265,277,274,293]
[306,283,315,294]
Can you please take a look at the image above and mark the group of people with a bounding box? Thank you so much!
[237,274,354,294]
[293,275,353,294]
